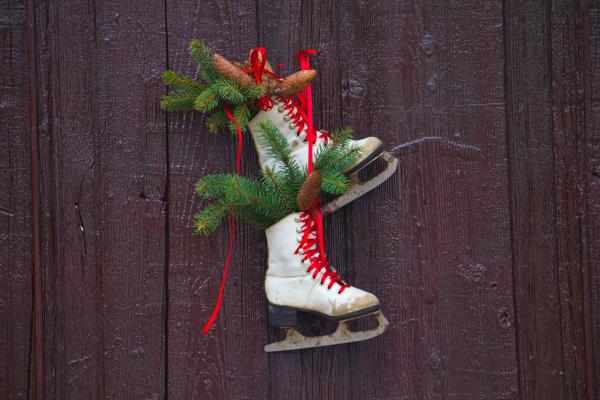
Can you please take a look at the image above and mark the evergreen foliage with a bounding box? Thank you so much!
[161,40,364,235]
[193,123,362,235]
[161,39,267,135]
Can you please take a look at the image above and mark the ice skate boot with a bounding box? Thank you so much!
[248,97,398,215]
[263,211,389,352]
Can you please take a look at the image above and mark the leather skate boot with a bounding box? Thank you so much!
[263,210,389,352]
[248,97,398,214]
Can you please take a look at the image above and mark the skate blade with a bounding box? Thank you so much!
[321,151,398,216]
[264,311,389,352]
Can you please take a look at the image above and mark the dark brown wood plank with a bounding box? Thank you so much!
[165,1,269,399]
[34,1,168,398]
[259,1,518,399]
[587,1,600,399]
[548,1,594,399]
[343,2,518,399]
[0,1,34,399]
[504,1,595,399]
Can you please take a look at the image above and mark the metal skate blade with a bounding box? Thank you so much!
[264,311,389,352]
[321,151,398,216]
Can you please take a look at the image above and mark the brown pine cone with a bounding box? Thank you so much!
[213,53,254,88]
[276,70,317,97]
[296,170,323,211]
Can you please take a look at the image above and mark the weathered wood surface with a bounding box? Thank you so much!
[2,0,599,399]
[504,1,595,399]
[0,1,34,399]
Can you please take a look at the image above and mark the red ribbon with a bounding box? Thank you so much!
[245,48,278,111]
[248,47,267,83]
[295,49,316,172]
[202,105,244,335]
[203,48,318,334]
[295,49,327,264]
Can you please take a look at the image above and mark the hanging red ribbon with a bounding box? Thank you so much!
[202,105,244,335]
[245,48,278,111]
[295,49,317,172]
[295,49,328,264]
[248,47,267,83]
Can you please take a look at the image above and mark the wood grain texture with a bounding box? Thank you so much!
[504,1,594,399]
[586,1,600,396]
[259,1,518,399]
[0,1,34,399]
[2,0,598,399]
[34,0,167,398]
[344,1,517,398]
[165,1,269,399]
[587,1,600,398]
[548,1,594,399]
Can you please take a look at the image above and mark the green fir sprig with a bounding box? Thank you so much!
[161,40,265,134]
[193,122,362,235]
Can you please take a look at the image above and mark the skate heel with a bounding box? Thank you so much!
[268,304,298,328]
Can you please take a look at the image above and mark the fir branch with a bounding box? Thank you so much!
[194,89,219,112]
[245,83,266,99]
[320,171,350,195]
[314,142,362,174]
[323,145,362,174]
[256,120,302,183]
[212,79,247,104]
[261,167,295,213]
[162,70,205,93]
[188,39,220,83]
[160,91,196,111]
[194,173,288,231]
[193,200,231,236]
[206,110,228,133]
[195,173,238,200]
[330,127,353,145]
[227,103,251,134]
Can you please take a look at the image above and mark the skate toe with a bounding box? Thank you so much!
[333,291,380,317]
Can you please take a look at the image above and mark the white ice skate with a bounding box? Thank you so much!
[248,97,398,215]
[263,211,389,352]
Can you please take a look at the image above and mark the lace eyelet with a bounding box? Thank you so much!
[288,122,296,130]
[283,115,290,121]
[277,106,284,113]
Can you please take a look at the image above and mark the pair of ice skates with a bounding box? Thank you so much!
[248,97,397,351]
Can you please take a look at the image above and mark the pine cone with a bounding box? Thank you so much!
[213,53,254,88]
[296,170,323,211]
[233,61,250,70]
[276,70,317,97]
[263,75,281,94]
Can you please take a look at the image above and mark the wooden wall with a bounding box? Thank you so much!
[1,0,599,399]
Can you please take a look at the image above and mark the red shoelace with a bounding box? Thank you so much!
[294,202,349,293]
[278,95,331,144]
[293,49,349,294]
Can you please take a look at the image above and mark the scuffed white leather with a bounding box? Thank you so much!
[264,213,379,317]
[248,101,383,173]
